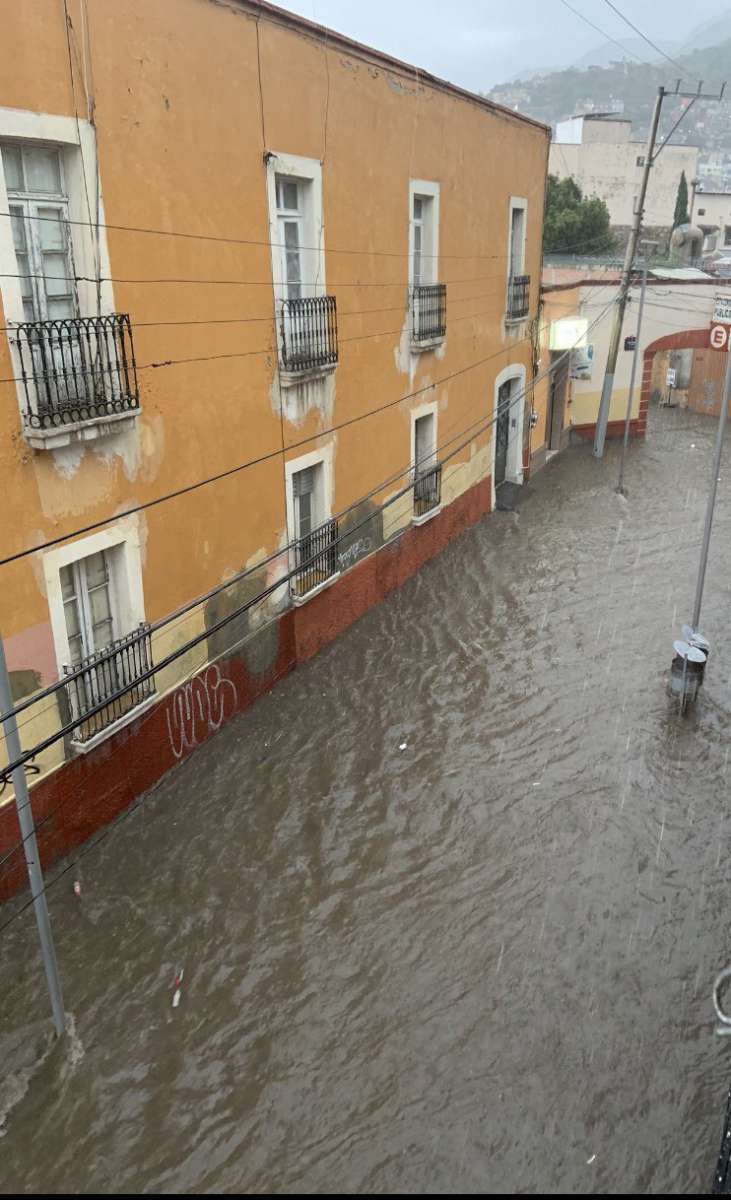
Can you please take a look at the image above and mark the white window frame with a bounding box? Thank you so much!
[284,445,337,602]
[492,363,527,507]
[0,107,122,447]
[506,196,528,315]
[0,107,115,328]
[266,152,325,307]
[408,179,440,290]
[42,518,146,686]
[410,401,441,525]
[4,146,78,323]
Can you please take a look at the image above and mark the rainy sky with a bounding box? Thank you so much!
[281,0,731,90]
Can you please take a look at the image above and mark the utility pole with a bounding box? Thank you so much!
[690,346,731,633]
[594,79,726,458]
[670,321,731,709]
[616,240,658,494]
[0,636,65,1036]
[594,86,665,458]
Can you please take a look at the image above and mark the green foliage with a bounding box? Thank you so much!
[673,170,690,227]
[543,174,615,254]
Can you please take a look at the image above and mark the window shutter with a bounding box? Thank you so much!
[293,466,315,498]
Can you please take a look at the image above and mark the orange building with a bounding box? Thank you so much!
[0,0,549,890]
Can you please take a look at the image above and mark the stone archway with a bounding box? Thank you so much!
[640,328,711,433]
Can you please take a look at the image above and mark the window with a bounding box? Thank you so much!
[412,408,441,520]
[409,183,439,288]
[266,153,337,378]
[0,127,138,446]
[61,550,116,668]
[636,155,645,167]
[725,225,731,247]
[43,525,152,745]
[507,198,529,320]
[275,175,304,301]
[409,181,443,347]
[1,143,76,322]
[292,464,321,542]
[289,458,338,597]
[698,208,706,216]
[509,204,526,279]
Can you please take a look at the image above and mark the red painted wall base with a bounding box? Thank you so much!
[0,476,492,900]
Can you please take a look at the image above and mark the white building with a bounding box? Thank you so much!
[694,191,731,251]
[549,113,699,230]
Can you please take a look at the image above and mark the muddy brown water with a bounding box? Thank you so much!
[2,407,731,1194]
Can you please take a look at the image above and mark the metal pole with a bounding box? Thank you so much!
[594,87,665,458]
[617,244,657,494]
[691,347,731,631]
[0,635,65,1036]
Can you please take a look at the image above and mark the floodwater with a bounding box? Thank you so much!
[2,406,731,1194]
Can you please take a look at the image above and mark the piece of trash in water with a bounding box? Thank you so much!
[399,742,407,751]
[73,880,81,897]
[532,781,541,787]
[587,1154,596,1165]
[690,443,696,449]
[172,967,184,1008]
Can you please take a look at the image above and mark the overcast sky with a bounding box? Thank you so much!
[279,0,730,91]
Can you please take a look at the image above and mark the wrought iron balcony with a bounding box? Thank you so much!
[292,517,339,598]
[507,274,530,320]
[14,313,139,432]
[411,283,447,343]
[280,295,338,373]
[413,463,442,518]
[63,623,154,744]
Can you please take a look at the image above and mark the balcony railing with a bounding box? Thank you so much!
[292,517,339,598]
[280,296,338,373]
[413,463,442,518]
[14,313,139,431]
[412,284,447,343]
[507,274,530,320]
[63,623,154,744]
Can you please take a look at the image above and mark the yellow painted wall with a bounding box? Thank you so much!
[0,0,548,783]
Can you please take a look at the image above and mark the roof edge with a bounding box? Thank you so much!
[214,0,550,136]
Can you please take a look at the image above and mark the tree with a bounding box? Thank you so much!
[543,174,615,255]
[673,170,690,227]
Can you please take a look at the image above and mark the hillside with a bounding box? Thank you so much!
[489,38,731,161]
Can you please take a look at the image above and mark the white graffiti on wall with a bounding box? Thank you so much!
[165,664,238,760]
[338,535,373,570]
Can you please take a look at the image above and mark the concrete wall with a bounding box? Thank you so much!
[549,140,698,227]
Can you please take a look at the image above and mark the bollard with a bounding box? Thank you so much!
[670,639,707,706]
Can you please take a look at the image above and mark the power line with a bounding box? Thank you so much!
[0,320,539,568]
[0,295,615,733]
[0,290,519,387]
[599,0,692,76]
[0,297,617,895]
[556,0,645,63]
[0,207,506,263]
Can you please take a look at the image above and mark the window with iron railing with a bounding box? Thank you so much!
[291,516,339,598]
[506,274,530,320]
[1,144,140,435]
[413,464,442,518]
[63,623,155,744]
[280,295,338,373]
[411,283,446,343]
[15,313,139,431]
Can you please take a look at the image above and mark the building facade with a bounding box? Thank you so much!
[0,0,550,892]
[550,114,698,235]
[536,267,719,442]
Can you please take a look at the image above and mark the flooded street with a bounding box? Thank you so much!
[2,405,731,1194]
